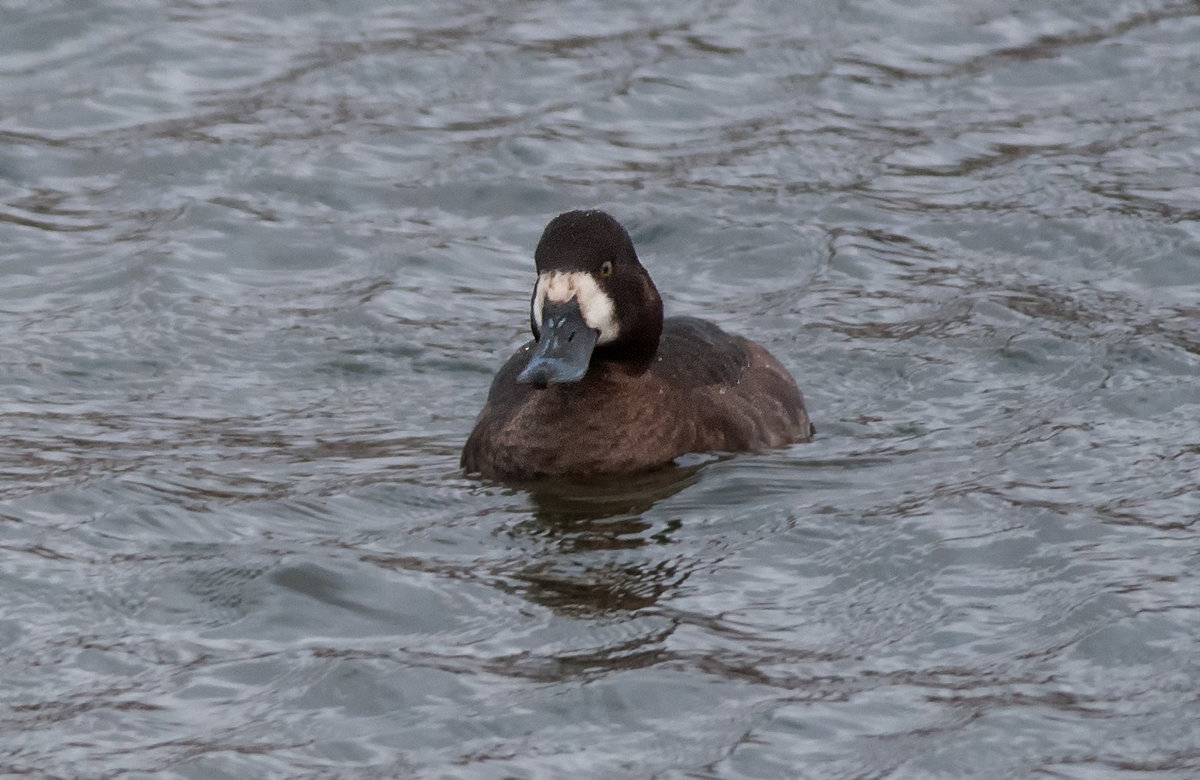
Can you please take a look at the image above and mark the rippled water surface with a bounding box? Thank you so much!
[3,1,1199,776]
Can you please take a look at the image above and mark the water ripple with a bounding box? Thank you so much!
[2,0,1200,776]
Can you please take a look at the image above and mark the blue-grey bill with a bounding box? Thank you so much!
[518,298,599,386]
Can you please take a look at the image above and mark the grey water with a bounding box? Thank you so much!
[2,1,1199,777]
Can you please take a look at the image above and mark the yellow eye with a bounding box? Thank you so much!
[599,261,613,278]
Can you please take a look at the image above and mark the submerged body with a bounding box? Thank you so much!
[461,210,812,480]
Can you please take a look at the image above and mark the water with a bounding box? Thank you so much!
[2,0,1198,776]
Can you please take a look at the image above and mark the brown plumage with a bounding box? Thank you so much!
[461,210,812,481]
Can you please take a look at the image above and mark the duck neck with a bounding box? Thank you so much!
[596,287,662,364]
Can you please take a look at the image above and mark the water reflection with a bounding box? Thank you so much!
[513,556,688,615]
[518,463,704,526]
[502,465,704,615]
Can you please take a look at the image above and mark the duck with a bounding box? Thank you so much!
[461,209,812,480]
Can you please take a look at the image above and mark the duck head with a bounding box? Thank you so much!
[519,210,663,387]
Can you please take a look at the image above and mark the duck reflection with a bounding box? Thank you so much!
[501,463,707,615]
[516,462,703,533]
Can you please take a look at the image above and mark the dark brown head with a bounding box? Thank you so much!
[519,210,664,385]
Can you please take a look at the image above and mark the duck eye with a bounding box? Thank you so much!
[599,261,613,278]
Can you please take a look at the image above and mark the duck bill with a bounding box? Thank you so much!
[518,298,599,386]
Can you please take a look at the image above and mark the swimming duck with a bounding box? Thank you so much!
[461,210,812,480]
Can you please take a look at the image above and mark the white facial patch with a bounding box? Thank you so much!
[531,271,619,344]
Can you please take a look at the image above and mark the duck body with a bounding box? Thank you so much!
[461,210,812,481]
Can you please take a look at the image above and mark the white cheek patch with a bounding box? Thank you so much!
[531,271,619,344]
